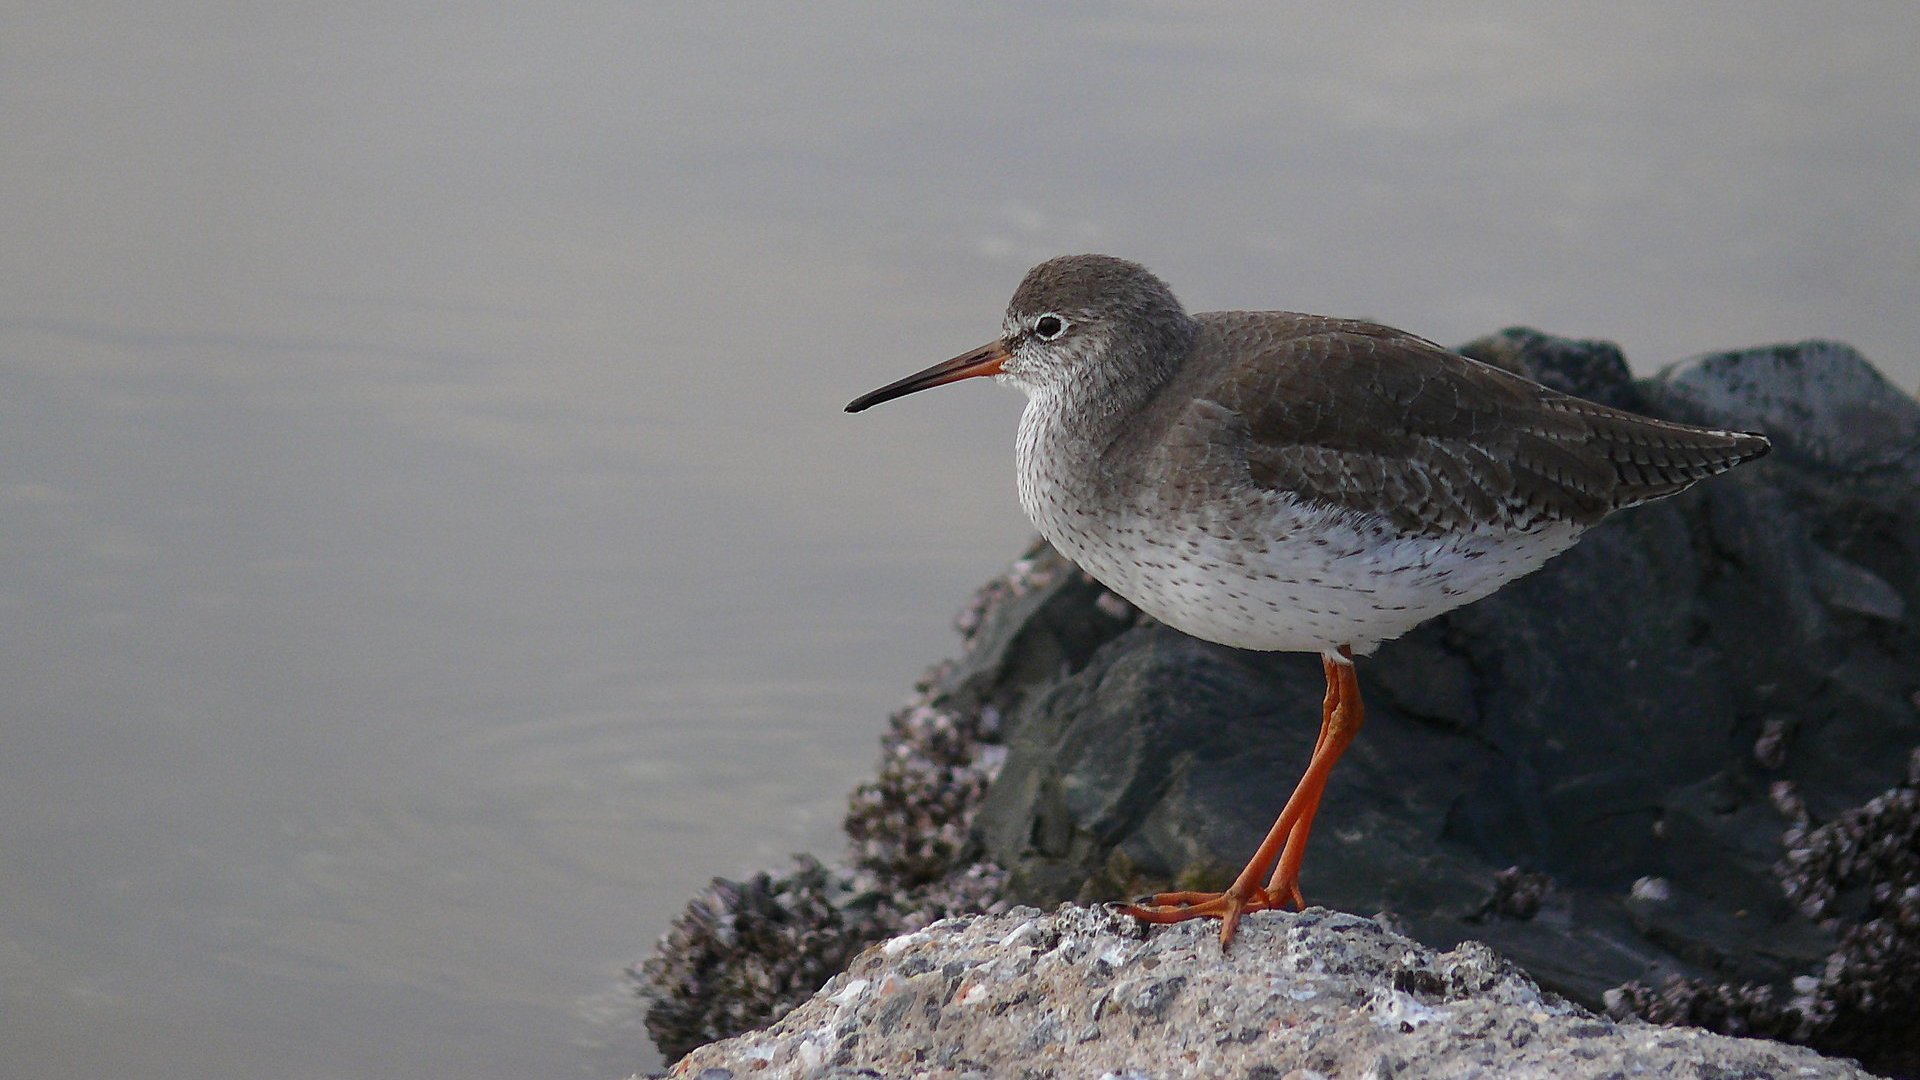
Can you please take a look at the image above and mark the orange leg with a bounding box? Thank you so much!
[1116,645,1366,948]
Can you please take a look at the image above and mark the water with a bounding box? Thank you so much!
[2,5,1916,1077]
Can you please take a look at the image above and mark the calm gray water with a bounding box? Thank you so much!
[3,5,1916,1077]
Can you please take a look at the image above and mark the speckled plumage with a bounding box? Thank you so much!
[985,256,1770,656]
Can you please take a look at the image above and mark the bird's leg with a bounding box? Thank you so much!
[1253,652,1343,910]
[1116,645,1363,948]
[1264,649,1363,908]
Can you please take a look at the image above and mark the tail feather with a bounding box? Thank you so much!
[1576,407,1771,509]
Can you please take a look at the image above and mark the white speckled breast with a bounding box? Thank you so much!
[1015,390,1585,656]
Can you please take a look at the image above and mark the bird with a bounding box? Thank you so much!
[845,254,1770,948]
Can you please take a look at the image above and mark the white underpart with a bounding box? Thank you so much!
[1015,390,1585,657]
[1049,493,1581,656]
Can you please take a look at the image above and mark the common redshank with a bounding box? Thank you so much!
[845,254,1770,948]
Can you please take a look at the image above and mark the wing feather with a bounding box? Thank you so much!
[1141,314,1768,536]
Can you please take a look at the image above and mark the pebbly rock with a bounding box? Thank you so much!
[665,905,1875,1079]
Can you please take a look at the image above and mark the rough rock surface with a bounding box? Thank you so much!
[666,906,1875,1079]
[640,332,1920,1075]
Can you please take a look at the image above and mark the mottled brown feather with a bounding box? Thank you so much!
[1137,313,1770,537]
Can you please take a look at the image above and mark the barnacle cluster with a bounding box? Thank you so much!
[1608,747,1920,1076]
[844,694,1005,887]
[1485,866,1555,921]
[635,855,859,1060]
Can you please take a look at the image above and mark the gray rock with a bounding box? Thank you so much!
[1651,341,1920,473]
[641,334,1920,1074]
[1458,326,1648,413]
[666,906,1873,1079]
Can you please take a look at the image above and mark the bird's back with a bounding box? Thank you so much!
[1120,312,1770,539]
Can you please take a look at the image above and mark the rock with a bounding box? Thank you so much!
[637,856,869,1060]
[1650,341,1920,473]
[640,333,1920,1075]
[666,906,1874,1079]
[1457,326,1647,412]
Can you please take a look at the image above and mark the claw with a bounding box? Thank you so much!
[1115,883,1299,947]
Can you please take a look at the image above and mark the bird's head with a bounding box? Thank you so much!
[845,254,1195,413]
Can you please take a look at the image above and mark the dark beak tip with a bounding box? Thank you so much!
[844,390,886,413]
[845,340,1007,416]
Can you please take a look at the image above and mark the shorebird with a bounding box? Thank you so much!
[846,254,1770,947]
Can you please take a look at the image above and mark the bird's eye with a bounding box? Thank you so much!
[1033,314,1068,341]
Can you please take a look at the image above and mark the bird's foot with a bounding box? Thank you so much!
[1115,878,1305,949]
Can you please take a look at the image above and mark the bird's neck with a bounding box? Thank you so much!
[1015,339,1184,519]
[1040,322,1191,437]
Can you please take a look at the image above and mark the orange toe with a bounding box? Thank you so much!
[1115,883,1297,946]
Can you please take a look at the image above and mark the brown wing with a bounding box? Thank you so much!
[1151,313,1769,536]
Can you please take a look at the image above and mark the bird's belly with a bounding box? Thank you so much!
[1035,493,1582,656]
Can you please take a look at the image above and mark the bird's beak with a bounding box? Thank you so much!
[845,341,1010,413]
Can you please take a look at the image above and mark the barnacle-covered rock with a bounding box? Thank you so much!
[638,545,1131,1057]
[635,856,861,1061]
[1609,748,1920,1074]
